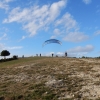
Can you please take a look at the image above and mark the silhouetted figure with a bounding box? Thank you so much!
[40,53,41,57]
[22,55,24,58]
[52,53,54,57]
[65,52,67,57]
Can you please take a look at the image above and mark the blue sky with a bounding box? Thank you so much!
[0,0,100,58]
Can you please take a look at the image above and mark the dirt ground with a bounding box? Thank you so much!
[0,57,100,100]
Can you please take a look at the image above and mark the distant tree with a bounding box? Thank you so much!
[82,56,85,58]
[1,50,10,59]
[13,55,18,59]
[97,56,100,58]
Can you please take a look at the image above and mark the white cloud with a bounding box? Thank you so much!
[63,31,89,42]
[43,52,64,57]
[43,52,55,56]
[45,52,64,57]
[49,0,67,21]
[83,0,92,4]
[51,28,61,39]
[3,0,67,36]
[0,43,5,50]
[7,46,23,50]
[39,49,94,57]
[0,0,14,10]
[94,30,100,35]
[3,0,89,43]
[67,45,94,53]
[56,52,64,56]
[53,13,91,44]
[67,45,94,57]
[0,43,23,51]
[54,29,61,35]
[18,36,26,42]
[54,13,89,42]
[50,36,56,39]
[0,33,7,40]
[4,0,13,3]
[3,7,30,23]
[55,12,78,31]
[21,36,26,40]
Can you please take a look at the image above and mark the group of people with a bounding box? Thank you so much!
[36,52,67,57]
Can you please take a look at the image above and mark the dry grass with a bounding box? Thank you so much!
[0,57,100,100]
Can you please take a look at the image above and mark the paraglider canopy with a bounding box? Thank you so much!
[43,39,62,47]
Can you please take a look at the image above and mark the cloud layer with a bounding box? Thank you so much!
[0,33,7,40]
[0,43,23,51]
[94,30,100,35]
[0,0,14,10]
[54,12,89,42]
[83,0,92,4]
[43,45,94,57]
[3,0,67,36]
[63,31,89,42]
[3,0,89,43]
[67,45,94,57]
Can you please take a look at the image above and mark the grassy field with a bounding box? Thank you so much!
[0,57,100,100]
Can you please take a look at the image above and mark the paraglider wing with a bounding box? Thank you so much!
[43,39,62,46]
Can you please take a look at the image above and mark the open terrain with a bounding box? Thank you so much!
[0,57,100,100]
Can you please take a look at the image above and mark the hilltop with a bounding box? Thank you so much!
[0,57,100,100]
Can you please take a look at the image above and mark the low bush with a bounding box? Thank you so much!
[0,56,18,63]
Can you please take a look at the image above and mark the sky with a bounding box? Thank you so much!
[0,0,100,58]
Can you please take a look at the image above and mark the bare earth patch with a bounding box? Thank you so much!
[0,57,100,100]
